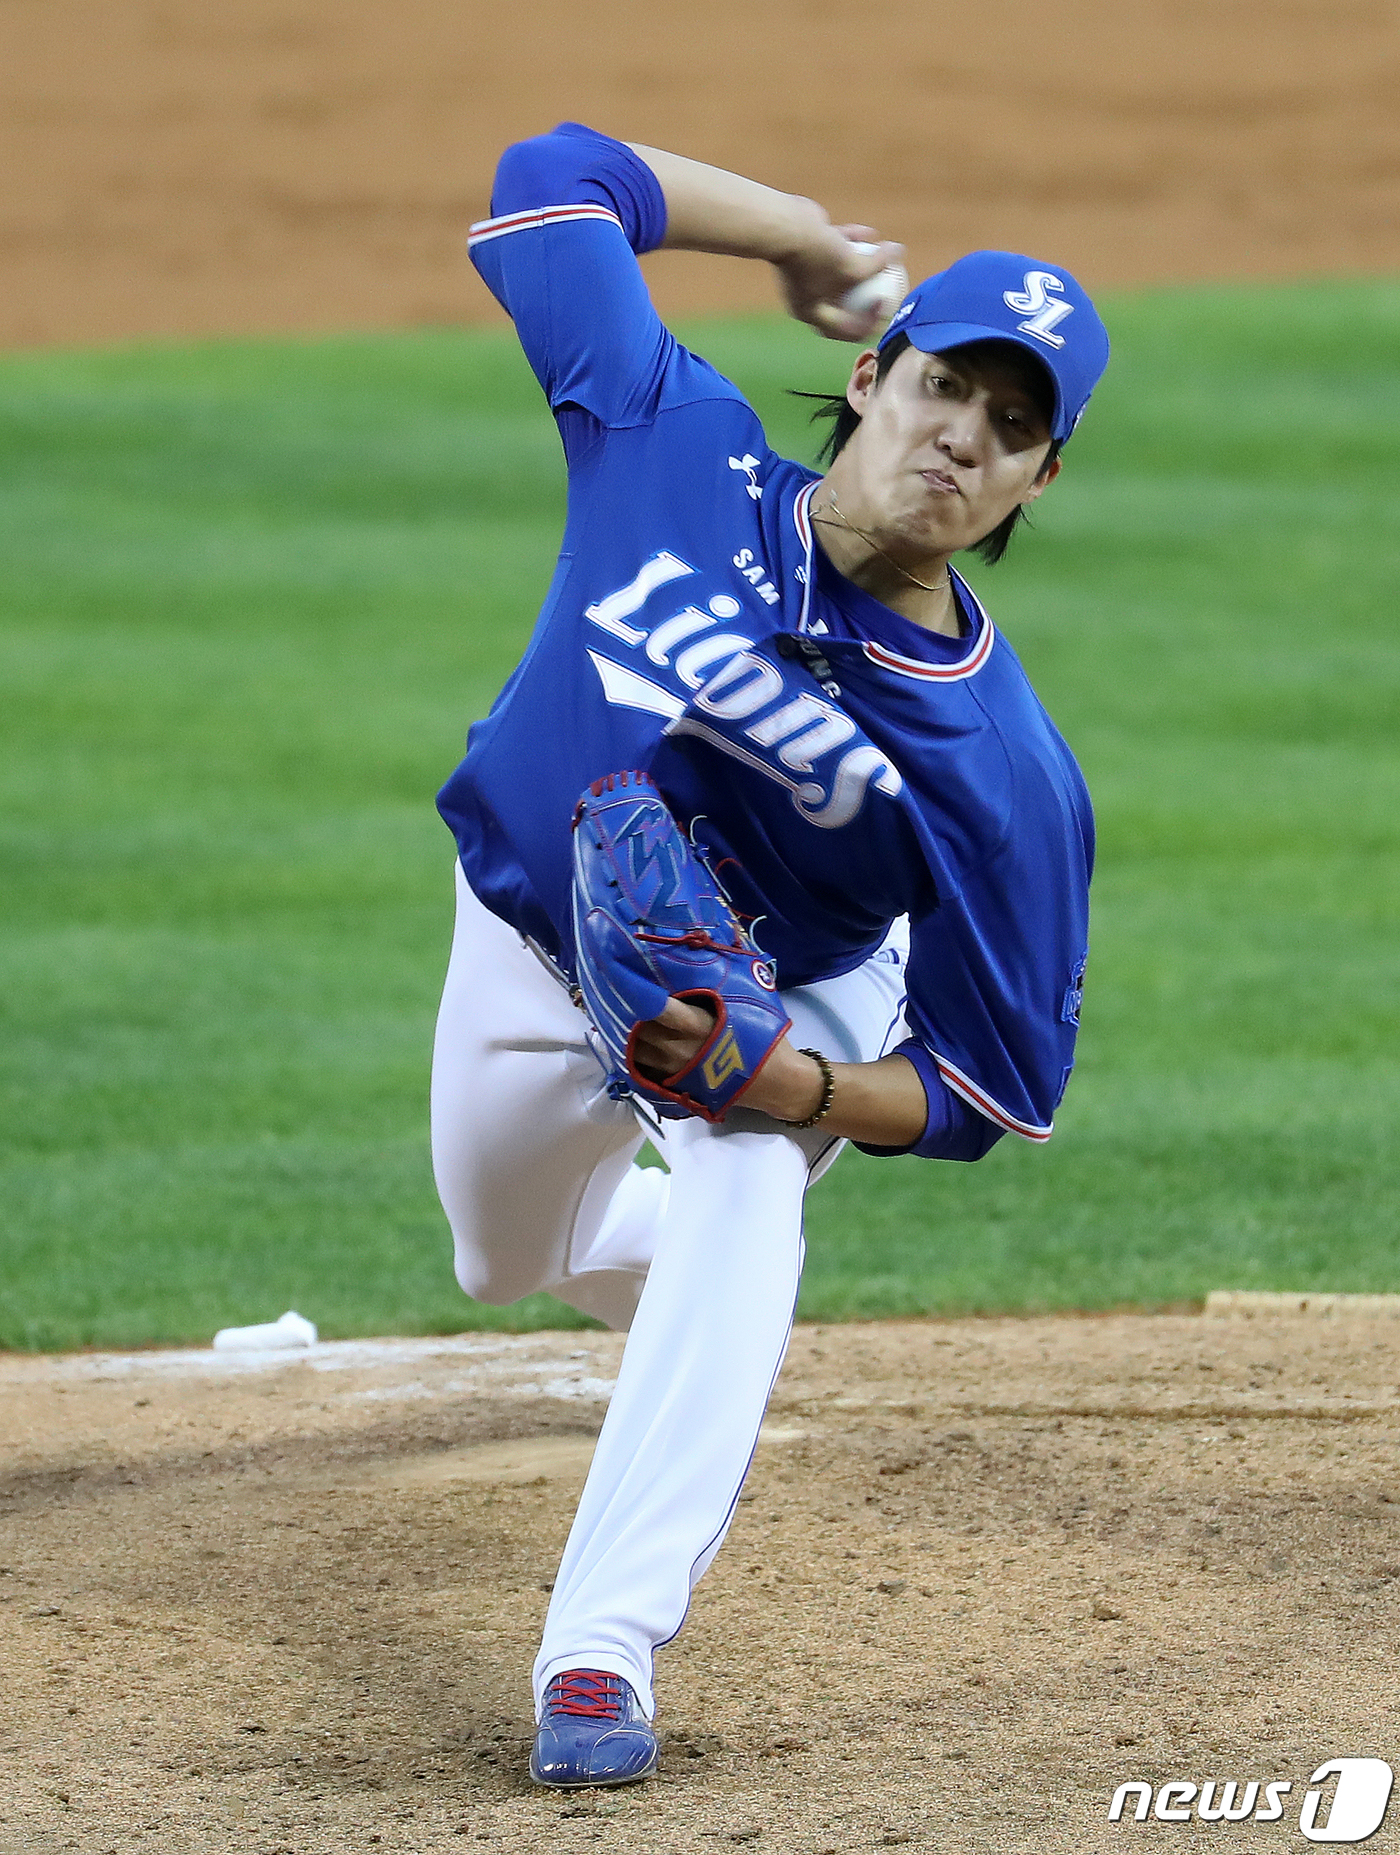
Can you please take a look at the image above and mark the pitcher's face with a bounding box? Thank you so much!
[838,341,1060,556]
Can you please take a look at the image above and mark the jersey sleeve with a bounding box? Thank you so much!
[468,122,677,429]
[887,853,1087,1157]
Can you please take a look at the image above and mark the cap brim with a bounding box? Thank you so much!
[897,319,1067,441]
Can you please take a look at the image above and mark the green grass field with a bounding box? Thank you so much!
[2,279,1398,1350]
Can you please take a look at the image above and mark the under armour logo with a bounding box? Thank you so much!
[727,454,763,501]
[1003,270,1075,349]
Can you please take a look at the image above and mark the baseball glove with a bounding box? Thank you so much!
[570,769,792,1122]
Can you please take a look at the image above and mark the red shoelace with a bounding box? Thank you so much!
[547,1670,626,1720]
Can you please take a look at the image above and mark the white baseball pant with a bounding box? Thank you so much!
[430,863,910,1718]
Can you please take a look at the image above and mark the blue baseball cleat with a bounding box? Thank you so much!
[529,1668,659,1789]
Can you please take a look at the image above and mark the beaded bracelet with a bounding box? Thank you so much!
[783,1047,836,1129]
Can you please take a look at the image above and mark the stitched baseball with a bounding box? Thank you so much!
[838,243,910,324]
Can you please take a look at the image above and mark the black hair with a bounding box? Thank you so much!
[790,332,1063,566]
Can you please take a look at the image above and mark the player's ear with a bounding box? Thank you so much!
[1022,452,1062,503]
[845,348,881,417]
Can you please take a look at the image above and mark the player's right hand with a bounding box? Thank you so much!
[775,216,905,342]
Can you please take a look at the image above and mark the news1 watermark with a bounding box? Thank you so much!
[1108,1759,1394,1842]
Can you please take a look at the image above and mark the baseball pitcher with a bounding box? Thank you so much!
[431,121,1110,1787]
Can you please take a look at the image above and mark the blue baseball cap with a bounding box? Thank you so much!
[878,250,1110,443]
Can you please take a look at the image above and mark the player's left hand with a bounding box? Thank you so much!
[631,996,718,1083]
[571,770,793,1122]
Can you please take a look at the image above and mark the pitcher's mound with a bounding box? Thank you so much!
[3,1313,1396,1852]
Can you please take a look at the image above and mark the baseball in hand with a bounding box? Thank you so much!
[838,242,910,326]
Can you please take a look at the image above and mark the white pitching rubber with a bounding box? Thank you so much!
[212,1309,319,1351]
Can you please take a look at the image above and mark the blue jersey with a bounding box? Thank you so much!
[438,123,1094,1161]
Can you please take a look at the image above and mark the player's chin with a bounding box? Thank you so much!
[904,492,990,550]
[895,499,962,545]
[905,510,983,558]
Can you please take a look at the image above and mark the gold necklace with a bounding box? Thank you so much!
[811,494,951,596]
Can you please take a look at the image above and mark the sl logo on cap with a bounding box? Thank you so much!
[1003,270,1075,350]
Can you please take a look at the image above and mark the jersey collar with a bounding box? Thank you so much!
[790,479,997,683]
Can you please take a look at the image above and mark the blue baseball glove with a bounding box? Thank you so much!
[570,769,792,1122]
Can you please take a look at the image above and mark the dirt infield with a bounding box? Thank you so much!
[3,0,1397,348]
[4,1313,1399,1853]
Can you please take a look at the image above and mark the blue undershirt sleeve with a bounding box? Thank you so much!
[853,1038,1006,1163]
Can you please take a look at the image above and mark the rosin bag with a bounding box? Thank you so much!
[211,1310,318,1352]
